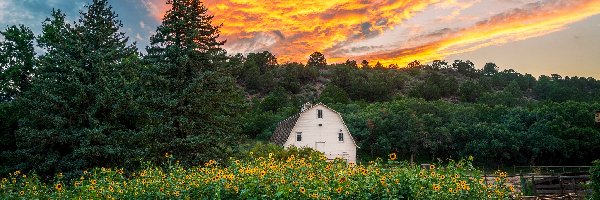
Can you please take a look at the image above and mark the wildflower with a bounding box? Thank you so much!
[448,188,454,193]
[300,187,306,194]
[389,153,397,160]
[499,172,507,178]
[336,187,342,193]
[380,176,386,184]
[311,193,319,198]
[19,190,24,196]
[109,185,114,192]
[174,191,180,197]
[430,171,436,176]
[429,165,435,170]
[454,174,459,179]
[432,184,440,191]
[55,183,63,191]
[2,178,7,183]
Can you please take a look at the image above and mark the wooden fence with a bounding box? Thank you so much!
[522,173,590,195]
[480,166,592,197]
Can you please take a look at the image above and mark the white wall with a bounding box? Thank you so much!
[283,104,357,162]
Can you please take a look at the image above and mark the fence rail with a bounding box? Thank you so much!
[522,174,590,196]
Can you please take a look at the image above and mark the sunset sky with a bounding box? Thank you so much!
[1,0,599,78]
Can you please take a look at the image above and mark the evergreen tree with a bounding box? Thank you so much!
[143,0,245,164]
[15,0,141,176]
[307,51,326,68]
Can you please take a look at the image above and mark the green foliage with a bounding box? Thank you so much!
[307,51,326,68]
[12,1,142,177]
[0,25,35,101]
[339,98,600,166]
[141,0,245,166]
[591,160,600,200]
[459,81,482,103]
[319,84,350,104]
[0,24,34,173]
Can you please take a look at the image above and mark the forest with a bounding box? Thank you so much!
[1,0,599,181]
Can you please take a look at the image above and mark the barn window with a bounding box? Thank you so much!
[338,132,344,142]
[317,109,323,118]
[296,132,302,141]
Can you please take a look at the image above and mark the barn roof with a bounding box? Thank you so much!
[270,102,359,147]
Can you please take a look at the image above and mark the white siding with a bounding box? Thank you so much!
[283,105,357,162]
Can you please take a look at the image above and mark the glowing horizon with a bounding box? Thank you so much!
[139,0,600,68]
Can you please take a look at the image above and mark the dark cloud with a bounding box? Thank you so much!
[272,30,285,40]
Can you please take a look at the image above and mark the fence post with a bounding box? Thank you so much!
[559,175,563,195]
[531,174,536,196]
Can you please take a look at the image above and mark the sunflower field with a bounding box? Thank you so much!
[1,149,515,199]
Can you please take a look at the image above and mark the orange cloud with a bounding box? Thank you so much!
[143,0,600,67]
[358,0,600,66]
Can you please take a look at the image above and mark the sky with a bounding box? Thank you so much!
[1,0,599,78]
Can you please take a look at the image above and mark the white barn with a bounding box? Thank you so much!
[271,102,358,162]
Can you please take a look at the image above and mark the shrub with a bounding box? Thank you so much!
[591,160,600,200]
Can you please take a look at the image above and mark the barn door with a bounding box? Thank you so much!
[315,142,325,152]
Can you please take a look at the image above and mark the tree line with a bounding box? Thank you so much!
[0,0,244,178]
[1,0,599,179]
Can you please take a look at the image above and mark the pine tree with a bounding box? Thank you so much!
[15,0,141,176]
[143,0,245,164]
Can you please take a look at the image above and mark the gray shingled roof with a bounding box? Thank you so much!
[270,113,301,145]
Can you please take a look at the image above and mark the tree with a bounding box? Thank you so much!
[0,25,35,101]
[319,84,350,104]
[459,81,482,102]
[0,25,35,170]
[482,63,498,76]
[344,59,358,69]
[452,60,476,77]
[143,0,245,164]
[373,61,384,70]
[307,51,326,68]
[361,60,370,69]
[14,0,142,176]
[241,51,278,93]
[407,60,421,68]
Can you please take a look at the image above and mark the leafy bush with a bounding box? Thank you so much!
[1,150,515,199]
[591,160,600,200]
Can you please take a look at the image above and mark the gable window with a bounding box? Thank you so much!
[338,132,344,142]
[317,109,323,118]
[296,132,302,141]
